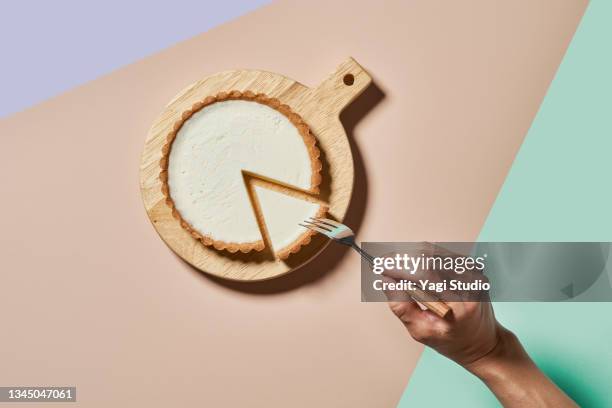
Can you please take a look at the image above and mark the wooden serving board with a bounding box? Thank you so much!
[139,57,371,281]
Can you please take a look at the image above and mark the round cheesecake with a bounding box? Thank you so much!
[160,91,324,258]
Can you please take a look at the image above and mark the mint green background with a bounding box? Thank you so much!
[399,1,612,406]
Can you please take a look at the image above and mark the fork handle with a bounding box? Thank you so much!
[352,243,451,318]
[350,242,376,265]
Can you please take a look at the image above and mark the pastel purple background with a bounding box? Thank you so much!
[0,0,269,117]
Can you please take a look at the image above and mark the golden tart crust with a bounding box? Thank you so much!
[159,90,324,256]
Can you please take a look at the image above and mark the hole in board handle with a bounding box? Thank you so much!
[343,74,355,86]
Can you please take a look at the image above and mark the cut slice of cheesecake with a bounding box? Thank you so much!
[251,184,327,260]
[161,91,324,256]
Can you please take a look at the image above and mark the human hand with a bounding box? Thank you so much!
[382,242,499,365]
[383,243,577,407]
[386,288,501,366]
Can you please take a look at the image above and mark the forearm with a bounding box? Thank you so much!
[465,327,577,408]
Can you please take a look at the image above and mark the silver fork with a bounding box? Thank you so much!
[300,217,451,318]
[299,217,375,266]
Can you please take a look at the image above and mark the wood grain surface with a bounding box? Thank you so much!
[140,58,372,280]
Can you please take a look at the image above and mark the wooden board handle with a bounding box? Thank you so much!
[307,57,372,116]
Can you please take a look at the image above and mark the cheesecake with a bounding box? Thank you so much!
[160,91,325,258]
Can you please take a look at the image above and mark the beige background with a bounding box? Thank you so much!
[0,0,586,406]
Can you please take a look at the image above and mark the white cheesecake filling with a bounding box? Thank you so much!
[254,185,321,254]
[167,100,313,245]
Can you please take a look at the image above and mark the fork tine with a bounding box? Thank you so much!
[303,219,333,232]
[299,223,333,237]
[310,217,342,228]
